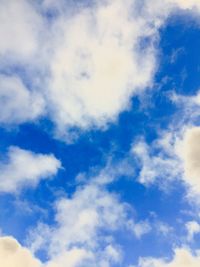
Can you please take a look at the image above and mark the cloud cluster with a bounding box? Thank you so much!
[1,0,200,135]
[27,167,151,267]
[29,183,121,266]
[0,146,61,193]
[47,0,158,131]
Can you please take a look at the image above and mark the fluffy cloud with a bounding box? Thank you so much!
[179,127,200,193]
[137,248,200,267]
[0,0,200,134]
[0,146,61,193]
[47,0,157,131]
[0,236,41,267]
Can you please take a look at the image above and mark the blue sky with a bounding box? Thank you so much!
[1,1,200,267]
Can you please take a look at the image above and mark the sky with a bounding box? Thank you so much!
[1,0,200,266]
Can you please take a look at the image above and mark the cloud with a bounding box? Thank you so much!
[0,0,200,136]
[0,74,44,124]
[127,220,151,238]
[28,182,126,266]
[178,127,200,194]
[137,248,200,267]
[27,167,150,267]
[0,146,61,193]
[169,91,200,125]
[0,0,43,60]
[169,0,200,10]
[45,248,93,267]
[132,133,182,187]
[0,236,41,267]
[47,0,157,132]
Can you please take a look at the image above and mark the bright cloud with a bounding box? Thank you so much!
[0,146,61,193]
[2,0,200,135]
[0,236,41,267]
[179,127,200,194]
[47,0,157,131]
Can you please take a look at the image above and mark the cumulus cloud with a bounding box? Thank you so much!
[0,236,41,267]
[179,127,200,194]
[0,146,61,193]
[137,248,200,267]
[47,0,157,132]
[2,0,200,135]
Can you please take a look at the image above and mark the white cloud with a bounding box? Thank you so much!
[0,74,45,124]
[0,0,42,59]
[0,0,200,135]
[132,133,182,186]
[137,248,200,267]
[0,146,61,193]
[28,182,126,266]
[0,236,41,267]
[47,0,157,132]
[27,167,150,267]
[45,248,93,267]
[178,127,200,194]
